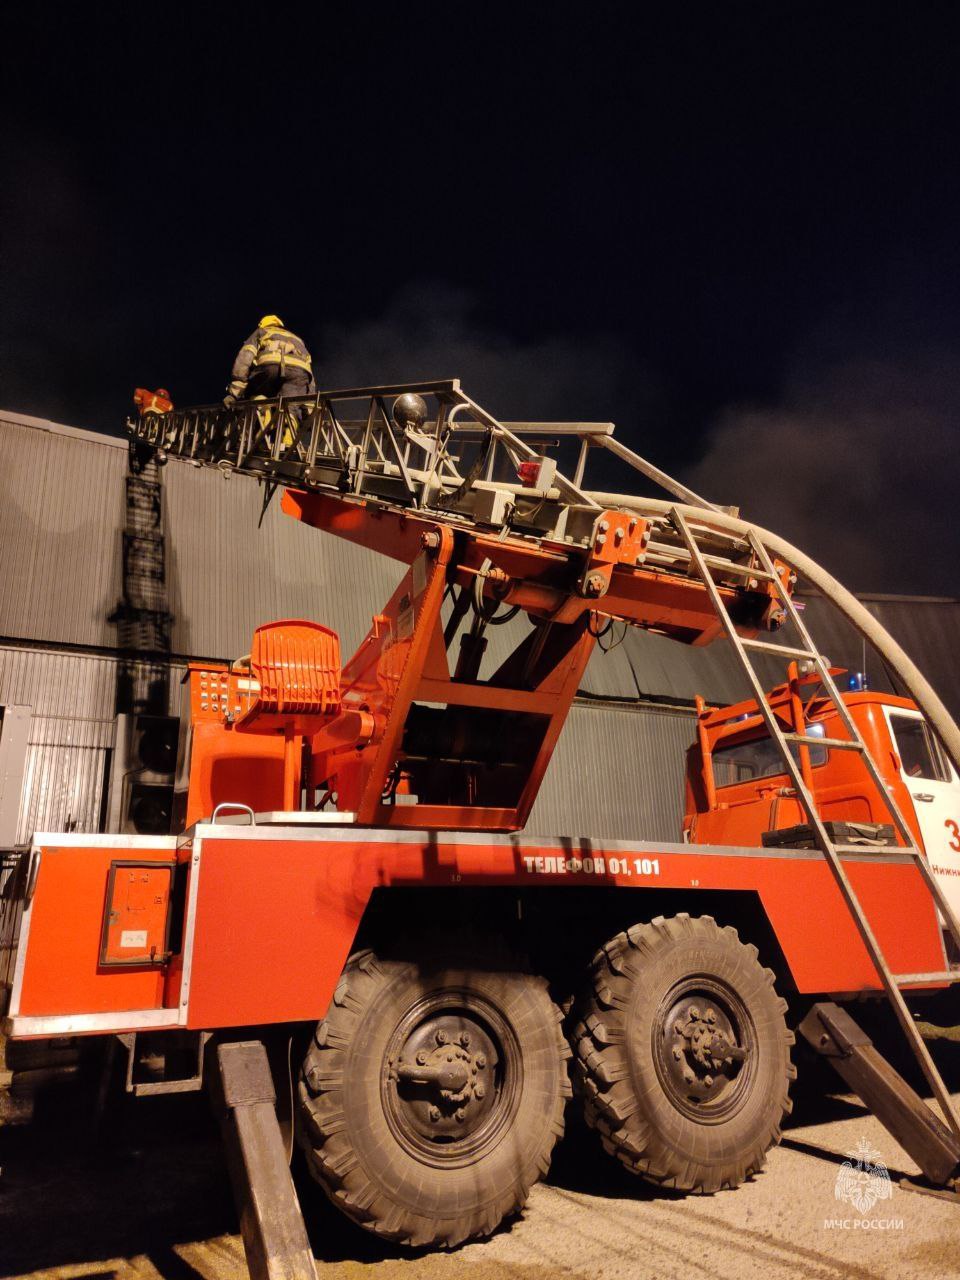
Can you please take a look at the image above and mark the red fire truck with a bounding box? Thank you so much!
[2,381,958,1277]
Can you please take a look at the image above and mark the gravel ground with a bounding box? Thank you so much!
[2,1032,959,1280]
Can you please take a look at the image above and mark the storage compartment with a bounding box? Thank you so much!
[99,860,178,967]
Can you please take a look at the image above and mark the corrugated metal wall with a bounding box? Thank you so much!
[0,646,115,842]
[0,644,184,844]
[0,417,126,648]
[0,411,773,702]
[794,594,960,722]
[3,412,957,713]
[0,412,398,662]
[17,719,111,843]
[0,412,828,702]
[527,702,693,842]
[162,462,398,660]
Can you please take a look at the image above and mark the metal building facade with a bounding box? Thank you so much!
[527,701,693,843]
[0,411,399,661]
[0,416,126,649]
[0,644,186,845]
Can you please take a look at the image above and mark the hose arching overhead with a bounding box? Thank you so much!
[586,491,960,777]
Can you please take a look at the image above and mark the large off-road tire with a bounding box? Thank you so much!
[297,945,570,1248]
[573,914,795,1193]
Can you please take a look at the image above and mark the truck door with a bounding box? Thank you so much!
[884,707,960,924]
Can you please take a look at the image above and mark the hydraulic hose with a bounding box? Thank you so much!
[585,492,960,776]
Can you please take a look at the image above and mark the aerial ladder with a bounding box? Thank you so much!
[6,378,960,1275]
[133,377,960,1113]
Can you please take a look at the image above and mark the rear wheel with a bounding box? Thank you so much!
[573,914,795,1192]
[298,945,570,1248]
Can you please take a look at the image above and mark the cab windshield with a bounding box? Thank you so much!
[712,722,828,787]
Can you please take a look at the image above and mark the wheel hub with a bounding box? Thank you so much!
[654,980,755,1121]
[674,1002,749,1078]
[387,1013,499,1143]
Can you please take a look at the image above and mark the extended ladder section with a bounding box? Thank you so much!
[671,506,960,1143]
[128,380,798,611]
[128,378,720,552]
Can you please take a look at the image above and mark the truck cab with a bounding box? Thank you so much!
[683,666,960,928]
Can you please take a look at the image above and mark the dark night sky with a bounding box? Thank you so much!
[3,3,960,594]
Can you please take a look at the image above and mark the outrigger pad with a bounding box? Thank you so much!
[215,1040,318,1280]
[798,1002,960,1187]
[218,1041,277,1108]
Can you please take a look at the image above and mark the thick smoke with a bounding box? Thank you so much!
[311,282,663,439]
[316,287,959,596]
[315,286,959,595]
[684,351,960,595]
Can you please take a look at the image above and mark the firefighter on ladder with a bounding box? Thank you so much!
[223,315,315,406]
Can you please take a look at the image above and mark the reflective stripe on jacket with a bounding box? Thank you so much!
[229,326,313,396]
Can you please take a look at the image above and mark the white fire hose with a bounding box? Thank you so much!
[586,492,960,776]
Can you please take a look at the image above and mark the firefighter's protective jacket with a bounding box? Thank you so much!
[228,325,313,398]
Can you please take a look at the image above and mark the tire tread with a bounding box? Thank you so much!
[299,945,568,1248]
[572,914,794,1194]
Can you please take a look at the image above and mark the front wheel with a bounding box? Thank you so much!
[297,945,570,1248]
[573,914,795,1192]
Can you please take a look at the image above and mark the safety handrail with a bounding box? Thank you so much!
[210,803,257,826]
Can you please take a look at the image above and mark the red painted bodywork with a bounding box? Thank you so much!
[182,833,946,1023]
[179,665,289,828]
[8,825,946,1036]
[13,841,179,1018]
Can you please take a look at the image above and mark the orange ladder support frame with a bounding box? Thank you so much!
[297,523,599,831]
[184,482,788,830]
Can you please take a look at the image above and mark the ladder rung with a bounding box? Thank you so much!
[705,560,777,583]
[741,638,817,660]
[647,543,777,582]
[781,732,864,751]
[893,971,960,985]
